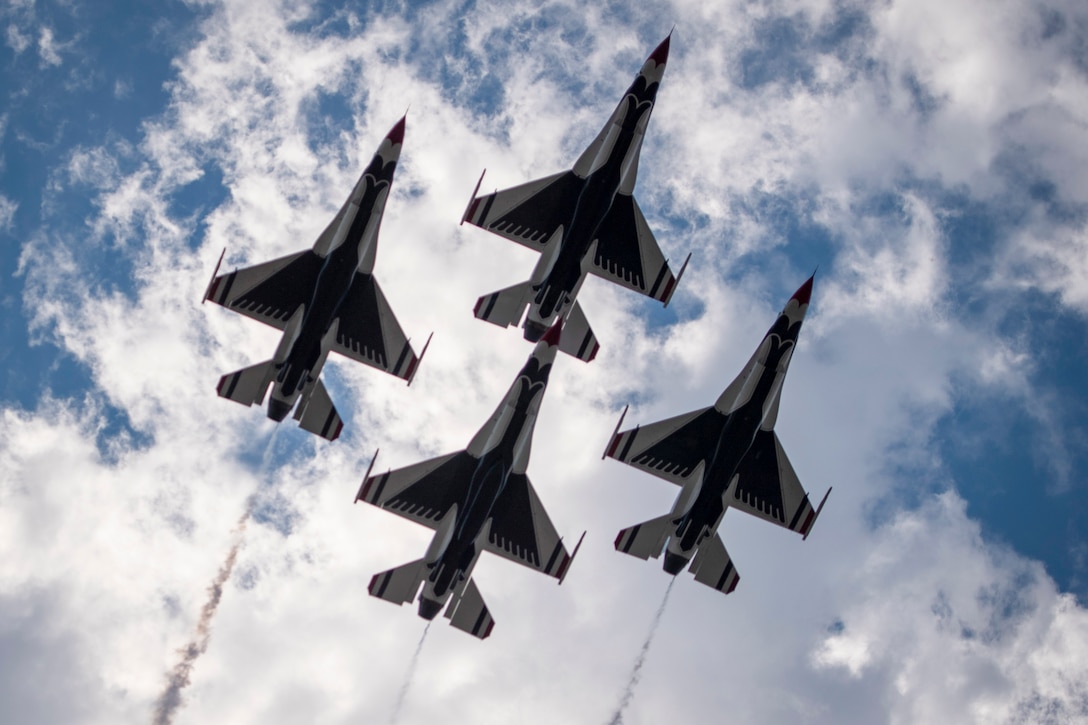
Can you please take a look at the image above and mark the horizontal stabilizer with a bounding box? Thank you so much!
[216,360,273,407]
[614,514,673,561]
[294,378,343,441]
[445,578,494,640]
[689,534,740,595]
[558,302,599,362]
[473,281,533,328]
[368,559,425,606]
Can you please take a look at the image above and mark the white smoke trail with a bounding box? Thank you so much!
[606,578,676,725]
[390,622,431,724]
[151,428,280,724]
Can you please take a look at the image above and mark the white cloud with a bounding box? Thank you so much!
[5,23,29,54]
[813,493,1088,724]
[37,26,61,67]
[0,194,15,231]
[5,0,1088,723]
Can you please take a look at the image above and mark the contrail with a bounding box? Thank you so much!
[606,578,676,725]
[152,429,279,724]
[391,622,430,724]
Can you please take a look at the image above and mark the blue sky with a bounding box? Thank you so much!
[2,0,1088,723]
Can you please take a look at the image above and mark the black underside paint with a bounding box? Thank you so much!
[230,252,324,323]
[486,172,583,245]
[593,194,647,290]
[334,273,388,367]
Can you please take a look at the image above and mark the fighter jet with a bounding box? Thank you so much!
[603,276,830,595]
[356,320,584,639]
[461,35,689,348]
[202,117,429,441]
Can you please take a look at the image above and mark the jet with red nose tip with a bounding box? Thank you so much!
[356,319,585,639]
[461,35,689,351]
[203,117,429,441]
[603,276,831,596]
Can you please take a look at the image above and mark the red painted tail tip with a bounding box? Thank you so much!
[387,116,406,145]
[791,275,814,306]
[649,35,670,66]
[540,319,563,347]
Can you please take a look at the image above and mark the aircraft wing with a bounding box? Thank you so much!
[205,250,323,330]
[462,171,583,252]
[356,451,477,530]
[332,275,422,381]
[483,473,577,581]
[588,194,684,304]
[729,430,823,537]
[605,407,725,486]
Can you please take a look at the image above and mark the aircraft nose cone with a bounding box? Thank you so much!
[663,551,688,576]
[649,34,670,66]
[418,598,443,620]
[387,115,406,145]
[267,398,292,422]
[791,275,814,306]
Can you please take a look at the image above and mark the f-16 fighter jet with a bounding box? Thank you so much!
[461,35,689,347]
[603,276,830,595]
[356,320,585,639]
[203,117,429,441]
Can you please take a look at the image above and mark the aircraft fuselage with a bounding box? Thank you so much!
[419,355,552,616]
[665,314,802,572]
[523,76,661,340]
[267,153,397,420]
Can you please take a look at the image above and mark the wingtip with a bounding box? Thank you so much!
[406,332,433,386]
[461,169,486,225]
[558,531,587,585]
[355,448,380,503]
[202,247,226,304]
[802,487,832,541]
[602,405,629,460]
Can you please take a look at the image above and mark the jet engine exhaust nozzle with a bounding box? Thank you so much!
[523,319,547,342]
[663,551,688,576]
[418,598,443,621]
[267,399,292,422]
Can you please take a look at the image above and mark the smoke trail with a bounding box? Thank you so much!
[390,622,430,724]
[152,429,279,724]
[606,578,676,725]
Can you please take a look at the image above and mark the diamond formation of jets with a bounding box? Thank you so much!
[461,35,689,348]
[198,34,831,646]
[203,117,430,441]
[603,277,831,594]
[356,320,585,639]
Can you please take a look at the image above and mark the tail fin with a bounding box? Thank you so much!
[445,578,494,639]
[294,378,343,441]
[614,514,674,561]
[216,360,273,406]
[689,534,740,595]
[558,301,599,362]
[474,281,533,328]
[368,559,425,606]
